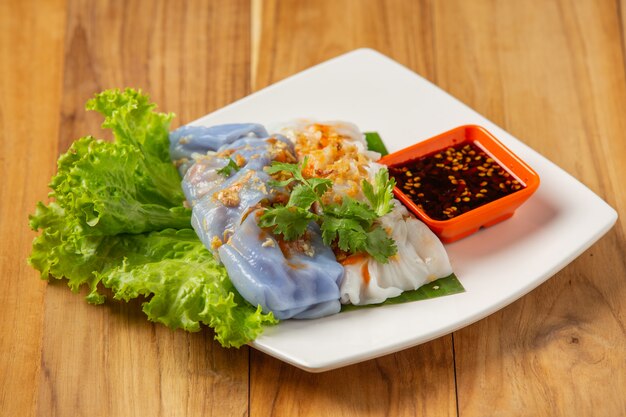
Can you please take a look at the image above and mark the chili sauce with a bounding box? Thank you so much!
[388,142,524,220]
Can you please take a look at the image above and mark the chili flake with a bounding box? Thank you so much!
[388,142,524,220]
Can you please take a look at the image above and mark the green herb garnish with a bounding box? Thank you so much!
[217,158,240,176]
[362,167,396,216]
[259,157,397,263]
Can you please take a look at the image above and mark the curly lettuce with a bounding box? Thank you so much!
[28,88,276,347]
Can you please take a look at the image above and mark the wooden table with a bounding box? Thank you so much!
[2,1,625,415]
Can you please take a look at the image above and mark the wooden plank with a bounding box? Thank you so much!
[251,2,457,416]
[36,1,252,416]
[621,0,626,71]
[58,0,253,149]
[251,341,456,417]
[0,0,66,416]
[253,0,436,90]
[431,0,626,415]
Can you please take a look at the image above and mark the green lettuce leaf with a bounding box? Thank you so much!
[29,88,275,347]
[29,201,114,304]
[86,88,183,205]
[49,136,191,235]
[100,229,277,347]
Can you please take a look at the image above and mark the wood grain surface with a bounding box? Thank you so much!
[1,0,624,416]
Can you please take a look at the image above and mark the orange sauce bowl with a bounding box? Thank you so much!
[379,125,540,243]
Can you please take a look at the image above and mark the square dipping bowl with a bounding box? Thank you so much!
[379,125,540,243]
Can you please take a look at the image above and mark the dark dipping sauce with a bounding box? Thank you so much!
[388,141,524,220]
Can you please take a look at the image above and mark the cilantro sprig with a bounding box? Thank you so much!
[217,158,240,176]
[363,168,396,216]
[258,158,397,263]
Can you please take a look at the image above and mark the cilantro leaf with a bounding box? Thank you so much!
[324,198,378,226]
[268,177,296,188]
[362,167,396,216]
[258,206,318,240]
[364,227,397,263]
[217,158,240,177]
[265,157,308,182]
[261,158,398,263]
[287,184,320,210]
[320,217,368,252]
[307,177,333,196]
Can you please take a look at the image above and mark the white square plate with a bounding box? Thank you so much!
[191,49,617,372]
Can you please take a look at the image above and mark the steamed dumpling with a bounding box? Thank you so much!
[169,123,344,319]
[276,120,453,306]
[219,210,343,319]
[339,203,453,305]
[170,123,268,163]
